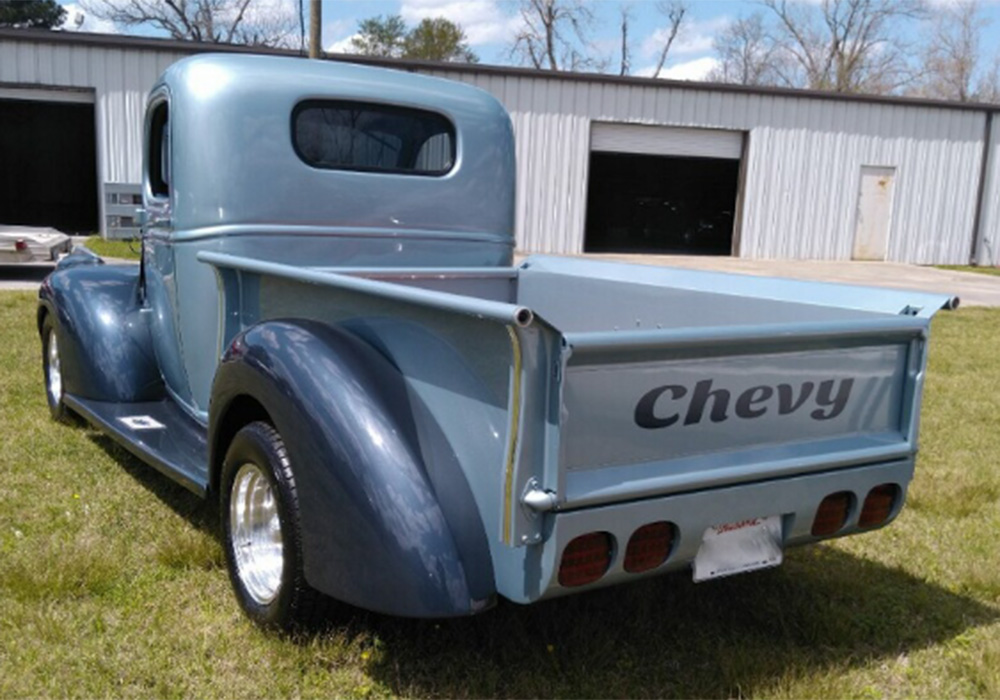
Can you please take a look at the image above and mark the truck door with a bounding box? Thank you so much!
[142,91,193,410]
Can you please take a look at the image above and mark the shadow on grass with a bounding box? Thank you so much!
[87,431,998,697]
[87,432,218,533]
[355,548,998,698]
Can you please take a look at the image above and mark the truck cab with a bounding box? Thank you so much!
[140,55,515,420]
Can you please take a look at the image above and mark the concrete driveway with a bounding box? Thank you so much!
[584,254,1000,308]
[4,248,1000,308]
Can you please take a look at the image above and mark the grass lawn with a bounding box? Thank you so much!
[1,291,999,698]
[936,265,1000,277]
[82,235,142,261]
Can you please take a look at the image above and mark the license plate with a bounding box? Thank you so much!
[692,515,783,582]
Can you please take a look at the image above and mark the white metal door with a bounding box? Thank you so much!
[852,166,896,261]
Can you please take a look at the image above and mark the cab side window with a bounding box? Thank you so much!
[148,101,170,197]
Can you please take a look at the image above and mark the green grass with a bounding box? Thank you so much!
[2,292,999,697]
[82,235,142,261]
[936,265,1000,277]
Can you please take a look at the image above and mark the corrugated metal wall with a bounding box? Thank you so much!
[978,115,1000,265]
[1,33,993,263]
[0,39,187,198]
[430,69,987,264]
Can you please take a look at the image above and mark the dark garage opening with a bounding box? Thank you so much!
[0,98,98,233]
[585,152,740,255]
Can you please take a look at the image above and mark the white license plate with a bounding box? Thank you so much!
[692,515,783,582]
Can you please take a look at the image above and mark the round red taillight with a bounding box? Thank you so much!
[812,491,851,536]
[624,521,674,574]
[859,484,899,528]
[558,532,613,587]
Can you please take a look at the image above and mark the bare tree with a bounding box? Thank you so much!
[80,0,299,47]
[510,0,600,71]
[979,55,1000,104]
[618,3,633,76]
[762,0,925,93]
[707,13,784,86]
[650,1,688,79]
[917,0,994,102]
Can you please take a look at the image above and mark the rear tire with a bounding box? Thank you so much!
[41,315,70,422]
[221,421,330,630]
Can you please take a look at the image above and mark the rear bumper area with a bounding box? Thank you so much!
[512,458,914,604]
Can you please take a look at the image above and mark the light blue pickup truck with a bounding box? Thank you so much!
[38,54,954,630]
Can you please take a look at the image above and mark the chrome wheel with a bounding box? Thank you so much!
[222,421,328,629]
[229,462,284,605]
[47,329,62,405]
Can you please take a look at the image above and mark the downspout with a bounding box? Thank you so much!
[969,110,996,265]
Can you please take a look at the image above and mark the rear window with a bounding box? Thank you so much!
[292,100,456,176]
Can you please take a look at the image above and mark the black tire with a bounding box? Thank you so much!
[221,421,330,631]
[41,314,70,422]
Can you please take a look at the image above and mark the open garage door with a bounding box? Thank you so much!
[0,90,98,234]
[585,123,744,255]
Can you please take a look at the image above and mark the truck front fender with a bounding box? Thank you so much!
[209,320,495,618]
[37,262,163,402]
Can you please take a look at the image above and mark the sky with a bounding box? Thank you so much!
[55,0,1000,83]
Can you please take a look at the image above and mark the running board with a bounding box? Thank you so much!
[64,395,210,497]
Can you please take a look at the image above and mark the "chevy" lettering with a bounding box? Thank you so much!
[634,378,855,429]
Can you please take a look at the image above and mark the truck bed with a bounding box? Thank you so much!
[311,255,954,325]
[201,253,946,506]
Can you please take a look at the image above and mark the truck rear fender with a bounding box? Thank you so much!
[209,319,495,617]
[37,261,163,402]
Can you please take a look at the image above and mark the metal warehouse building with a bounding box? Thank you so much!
[1,28,998,264]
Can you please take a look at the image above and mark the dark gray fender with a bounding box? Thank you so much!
[209,320,496,618]
[37,257,163,402]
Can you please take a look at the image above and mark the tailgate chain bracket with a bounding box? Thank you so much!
[521,477,558,515]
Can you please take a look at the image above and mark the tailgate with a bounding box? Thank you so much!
[555,317,927,510]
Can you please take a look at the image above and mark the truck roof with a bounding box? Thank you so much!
[151,53,516,245]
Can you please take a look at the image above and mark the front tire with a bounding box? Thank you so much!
[221,421,329,630]
[41,315,70,422]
